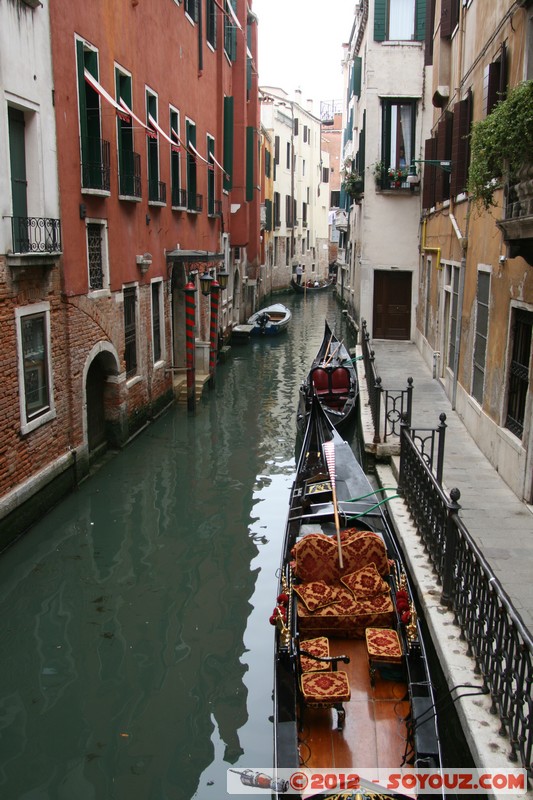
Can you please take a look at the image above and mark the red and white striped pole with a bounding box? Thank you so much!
[183,280,197,412]
[209,279,220,386]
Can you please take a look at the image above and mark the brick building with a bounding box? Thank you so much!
[0,0,261,546]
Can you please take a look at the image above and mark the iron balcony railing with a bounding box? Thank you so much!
[171,186,187,209]
[9,216,62,255]
[187,193,203,213]
[208,199,222,217]
[81,136,111,192]
[148,179,166,204]
[397,419,533,778]
[119,150,142,198]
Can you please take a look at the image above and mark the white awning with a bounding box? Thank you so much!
[119,98,152,133]
[188,141,210,165]
[84,69,130,121]
[148,114,174,146]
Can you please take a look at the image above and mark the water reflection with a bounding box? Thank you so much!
[0,294,353,799]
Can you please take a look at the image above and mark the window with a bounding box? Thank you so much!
[450,92,472,197]
[151,281,164,364]
[447,265,460,372]
[207,134,215,215]
[224,0,237,61]
[186,119,198,211]
[185,0,197,22]
[76,40,108,193]
[505,309,533,439]
[440,0,460,39]
[285,237,290,266]
[472,270,490,404]
[331,190,340,207]
[116,68,141,198]
[147,91,165,203]
[86,220,109,293]
[265,149,271,179]
[170,108,184,207]
[381,98,416,188]
[286,142,291,170]
[483,44,508,117]
[285,195,293,227]
[374,0,425,41]
[123,287,138,378]
[322,167,329,182]
[206,0,217,47]
[274,191,281,227]
[16,303,55,433]
[223,96,234,191]
[246,126,254,201]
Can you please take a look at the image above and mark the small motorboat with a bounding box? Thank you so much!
[297,319,358,432]
[247,303,292,336]
[271,396,443,798]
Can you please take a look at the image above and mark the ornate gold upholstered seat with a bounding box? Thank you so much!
[297,636,351,730]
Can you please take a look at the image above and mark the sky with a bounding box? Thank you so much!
[252,0,356,113]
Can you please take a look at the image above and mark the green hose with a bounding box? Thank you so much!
[345,495,400,520]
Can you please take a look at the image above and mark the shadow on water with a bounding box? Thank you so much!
[0,292,354,800]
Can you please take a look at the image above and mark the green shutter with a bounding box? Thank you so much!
[246,126,254,201]
[265,198,272,231]
[415,0,426,42]
[374,0,387,41]
[76,40,88,144]
[223,96,234,191]
[352,57,362,97]
[207,137,215,214]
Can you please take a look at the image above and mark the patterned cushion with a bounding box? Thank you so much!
[301,670,351,705]
[366,627,403,662]
[292,531,390,584]
[340,563,389,598]
[294,581,336,611]
[299,636,330,673]
[298,589,394,638]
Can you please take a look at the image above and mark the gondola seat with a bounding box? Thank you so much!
[365,626,403,685]
[297,636,351,730]
[330,366,351,395]
[311,367,329,396]
[291,531,394,638]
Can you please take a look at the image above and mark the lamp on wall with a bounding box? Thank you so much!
[216,268,229,290]
[199,269,214,295]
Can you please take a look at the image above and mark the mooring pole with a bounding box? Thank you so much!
[209,279,220,388]
[184,281,197,413]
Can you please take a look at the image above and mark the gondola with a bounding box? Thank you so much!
[297,320,358,432]
[270,396,442,799]
[248,303,292,336]
[291,278,333,293]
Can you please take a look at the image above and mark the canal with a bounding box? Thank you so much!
[0,292,355,800]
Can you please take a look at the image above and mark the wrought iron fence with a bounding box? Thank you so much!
[10,216,62,254]
[360,319,413,442]
[81,136,111,191]
[398,418,533,777]
[171,186,187,208]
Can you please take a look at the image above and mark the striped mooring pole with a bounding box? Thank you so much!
[209,279,220,386]
[183,280,197,413]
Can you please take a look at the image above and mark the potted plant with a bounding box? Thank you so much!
[342,170,364,201]
[468,80,533,209]
[387,166,408,187]
[372,161,385,186]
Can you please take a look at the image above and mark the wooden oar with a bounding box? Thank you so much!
[321,332,334,366]
[324,340,343,367]
[323,440,344,569]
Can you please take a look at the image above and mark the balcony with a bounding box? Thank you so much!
[208,199,222,218]
[187,193,203,213]
[497,168,533,265]
[81,137,111,193]
[148,179,166,205]
[172,186,187,209]
[119,150,142,199]
[6,216,62,270]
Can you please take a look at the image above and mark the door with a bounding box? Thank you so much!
[8,107,29,253]
[86,359,107,452]
[373,270,412,339]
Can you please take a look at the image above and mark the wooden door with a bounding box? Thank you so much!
[373,271,412,340]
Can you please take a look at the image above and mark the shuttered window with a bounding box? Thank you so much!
[440,0,459,38]
[435,113,453,203]
[505,310,533,440]
[375,0,422,41]
[424,0,436,64]
[223,96,234,191]
[450,93,471,197]
[472,271,490,404]
[352,57,362,97]
[246,126,254,201]
[422,137,437,209]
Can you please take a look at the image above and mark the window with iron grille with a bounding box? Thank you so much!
[123,287,137,377]
[505,309,532,439]
[206,0,217,47]
[87,222,105,291]
[472,270,490,404]
[151,281,163,364]
[447,265,460,372]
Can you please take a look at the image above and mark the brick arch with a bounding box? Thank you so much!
[82,343,122,453]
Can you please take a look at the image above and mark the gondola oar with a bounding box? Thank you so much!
[323,440,344,569]
[324,340,343,366]
[322,329,334,365]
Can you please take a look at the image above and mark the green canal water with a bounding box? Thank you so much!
[0,293,354,800]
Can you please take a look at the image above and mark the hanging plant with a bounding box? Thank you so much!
[468,80,533,209]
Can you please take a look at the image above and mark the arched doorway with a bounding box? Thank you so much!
[84,346,121,458]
